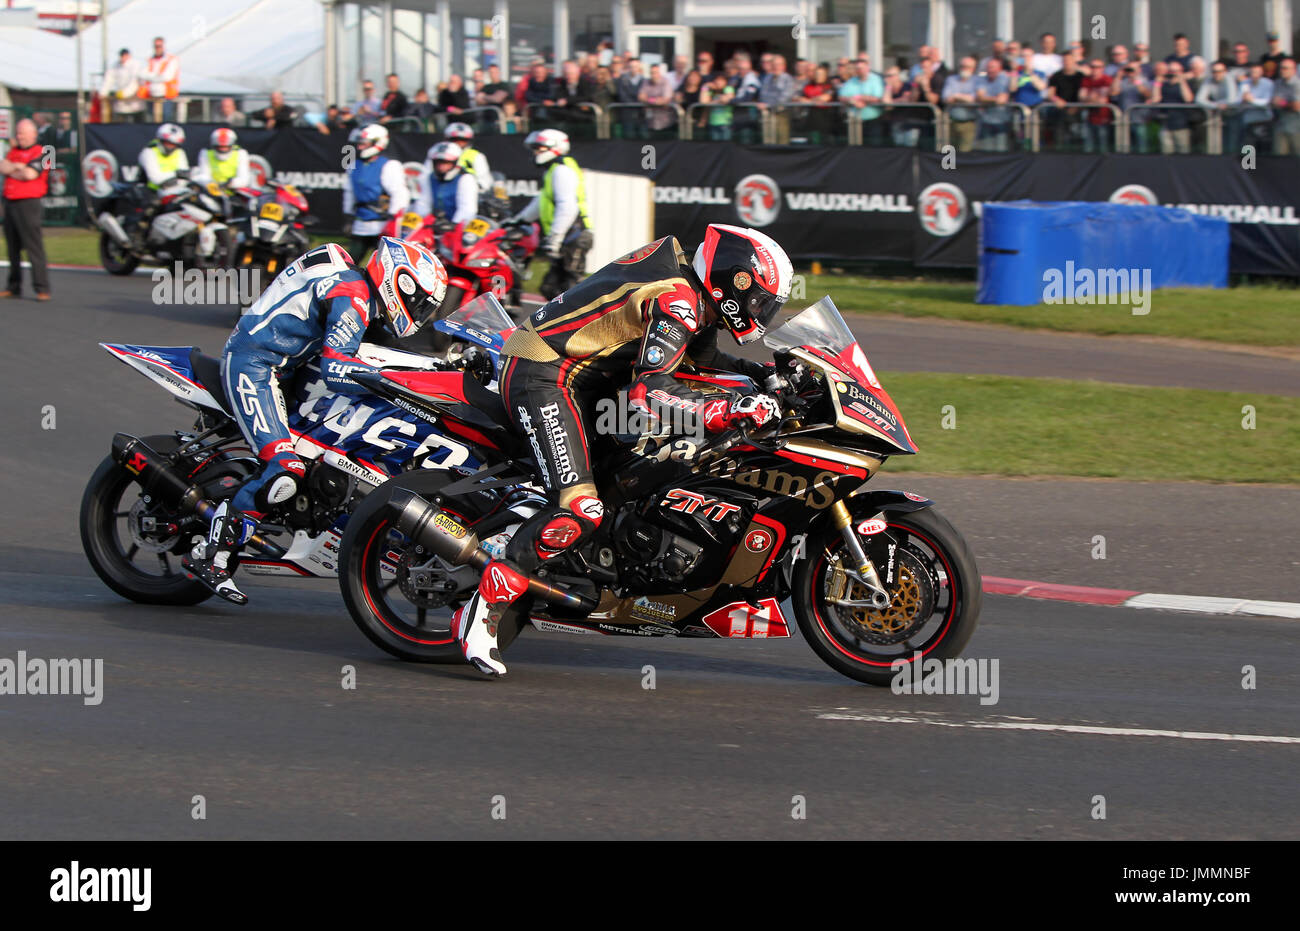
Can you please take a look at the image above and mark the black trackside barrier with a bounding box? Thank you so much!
[83,125,1300,277]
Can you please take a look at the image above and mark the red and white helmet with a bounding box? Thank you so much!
[356,123,389,159]
[427,141,463,180]
[525,128,570,165]
[156,123,185,150]
[209,127,238,152]
[365,237,449,337]
[692,224,794,345]
[445,122,474,143]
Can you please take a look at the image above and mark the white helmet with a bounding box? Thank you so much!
[445,122,474,143]
[209,127,238,151]
[356,123,390,159]
[525,128,570,165]
[156,123,185,150]
[427,141,464,180]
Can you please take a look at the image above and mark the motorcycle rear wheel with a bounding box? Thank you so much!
[80,434,228,605]
[340,477,509,663]
[793,505,982,686]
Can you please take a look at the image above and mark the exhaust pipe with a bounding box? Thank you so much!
[97,212,131,247]
[388,488,595,611]
[112,434,285,557]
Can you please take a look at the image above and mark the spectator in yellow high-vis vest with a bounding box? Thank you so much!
[509,129,593,300]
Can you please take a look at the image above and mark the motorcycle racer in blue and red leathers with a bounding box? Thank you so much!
[183,237,448,604]
[451,223,793,676]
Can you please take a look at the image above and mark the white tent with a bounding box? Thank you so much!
[0,23,255,97]
[77,0,324,100]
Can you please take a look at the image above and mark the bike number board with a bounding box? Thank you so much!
[464,218,491,237]
[260,202,284,221]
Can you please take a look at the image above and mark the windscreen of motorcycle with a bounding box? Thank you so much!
[433,292,515,349]
[765,296,916,454]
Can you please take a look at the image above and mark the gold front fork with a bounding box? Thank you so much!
[830,500,891,609]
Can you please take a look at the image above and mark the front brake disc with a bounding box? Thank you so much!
[832,547,936,645]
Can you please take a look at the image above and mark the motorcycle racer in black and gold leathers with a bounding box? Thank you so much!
[451,224,795,676]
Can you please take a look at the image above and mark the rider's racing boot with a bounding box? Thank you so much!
[451,560,531,677]
[183,501,255,605]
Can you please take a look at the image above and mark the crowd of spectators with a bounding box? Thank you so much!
[912,28,1300,154]
[216,27,1299,157]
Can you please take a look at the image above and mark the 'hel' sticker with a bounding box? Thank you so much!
[733,271,752,290]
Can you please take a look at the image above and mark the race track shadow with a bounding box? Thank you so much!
[79,586,844,686]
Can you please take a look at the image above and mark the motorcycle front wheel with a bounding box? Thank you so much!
[99,231,139,276]
[793,505,982,686]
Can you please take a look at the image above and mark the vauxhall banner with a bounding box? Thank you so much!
[83,126,1299,277]
[1072,154,1300,278]
[81,126,918,263]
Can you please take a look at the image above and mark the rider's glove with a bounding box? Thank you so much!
[702,392,781,433]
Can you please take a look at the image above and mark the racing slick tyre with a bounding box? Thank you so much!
[80,434,244,605]
[99,232,140,276]
[793,504,982,686]
[339,476,524,664]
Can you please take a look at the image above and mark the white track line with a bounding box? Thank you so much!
[1124,593,1300,619]
[815,712,1300,745]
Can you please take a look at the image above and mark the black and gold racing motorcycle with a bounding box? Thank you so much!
[336,296,981,686]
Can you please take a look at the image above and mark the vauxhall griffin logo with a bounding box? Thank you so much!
[1109,184,1158,206]
[402,161,425,198]
[82,149,119,199]
[734,174,781,227]
[918,182,967,236]
[249,154,272,188]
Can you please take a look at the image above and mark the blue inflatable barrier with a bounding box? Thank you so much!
[976,201,1229,306]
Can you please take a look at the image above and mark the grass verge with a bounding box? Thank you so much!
[879,372,1299,483]
[36,228,1296,347]
[802,272,1299,348]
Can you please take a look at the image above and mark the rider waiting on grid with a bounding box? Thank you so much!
[191,128,251,190]
[413,141,479,224]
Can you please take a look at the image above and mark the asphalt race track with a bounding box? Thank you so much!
[1,270,1297,840]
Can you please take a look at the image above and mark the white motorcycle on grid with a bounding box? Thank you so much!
[93,174,234,275]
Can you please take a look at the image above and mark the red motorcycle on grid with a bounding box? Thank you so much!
[385,211,539,310]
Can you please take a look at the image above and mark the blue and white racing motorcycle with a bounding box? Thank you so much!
[79,294,541,628]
